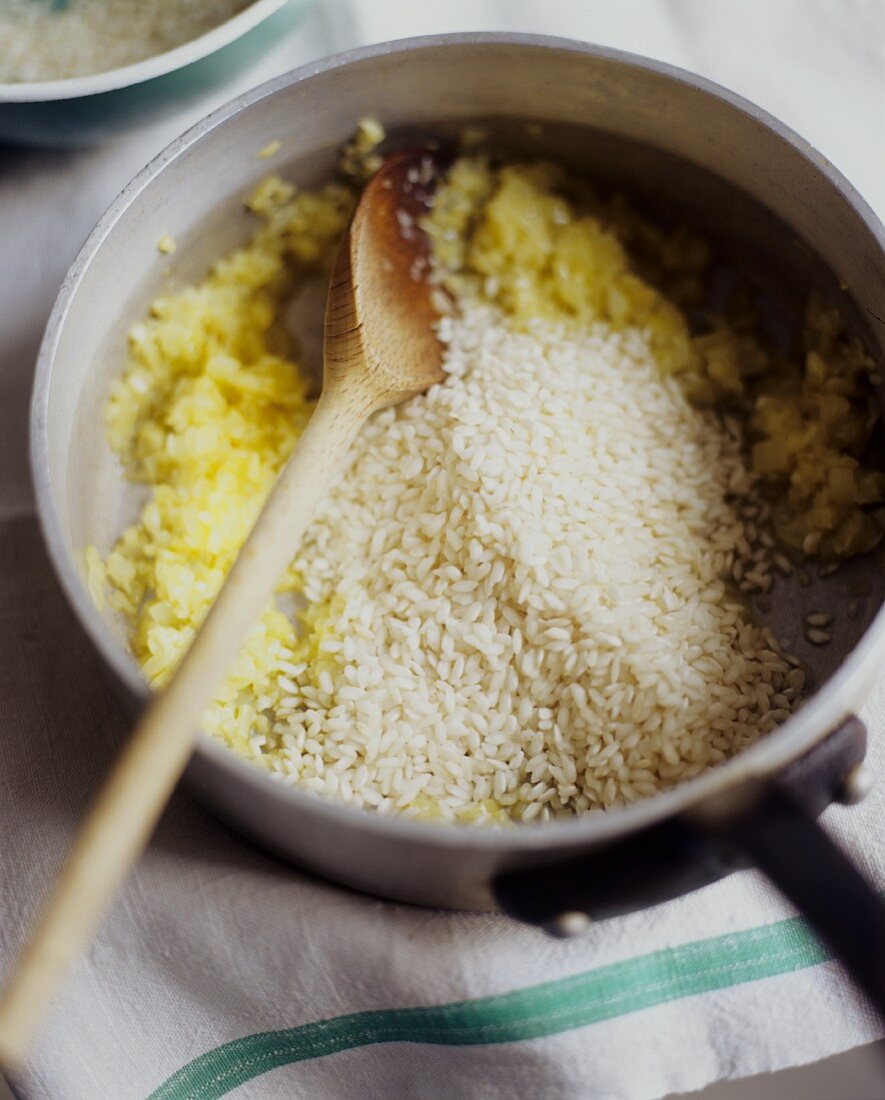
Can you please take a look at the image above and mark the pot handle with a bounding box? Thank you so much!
[692,770,885,1014]
[494,715,885,1016]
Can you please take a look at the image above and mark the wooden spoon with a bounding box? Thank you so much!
[0,148,445,1069]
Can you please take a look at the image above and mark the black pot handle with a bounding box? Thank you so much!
[693,771,885,1014]
[494,716,885,1016]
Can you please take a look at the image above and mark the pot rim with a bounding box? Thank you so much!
[30,31,885,855]
[0,0,292,103]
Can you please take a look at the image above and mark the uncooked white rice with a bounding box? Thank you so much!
[0,0,252,83]
[258,303,800,823]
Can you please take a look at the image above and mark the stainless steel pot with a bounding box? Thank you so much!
[30,34,885,1006]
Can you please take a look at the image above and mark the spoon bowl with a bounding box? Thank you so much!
[326,148,447,406]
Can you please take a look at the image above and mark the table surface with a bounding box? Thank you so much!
[1,1,884,1096]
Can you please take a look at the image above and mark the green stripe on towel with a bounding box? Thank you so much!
[149,915,828,1100]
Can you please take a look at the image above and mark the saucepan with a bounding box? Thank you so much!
[30,34,885,1009]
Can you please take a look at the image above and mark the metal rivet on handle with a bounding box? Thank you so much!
[836,763,875,806]
[543,911,592,938]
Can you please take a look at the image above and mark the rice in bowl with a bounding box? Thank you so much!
[0,0,256,83]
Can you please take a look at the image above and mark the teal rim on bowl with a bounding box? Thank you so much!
[0,0,295,102]
[0,0,311,145]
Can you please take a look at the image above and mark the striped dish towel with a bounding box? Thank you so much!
[1,515,883,1099]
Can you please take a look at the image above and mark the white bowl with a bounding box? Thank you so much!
[0,0,308,146]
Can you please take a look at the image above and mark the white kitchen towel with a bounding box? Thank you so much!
[1,2,885,1099]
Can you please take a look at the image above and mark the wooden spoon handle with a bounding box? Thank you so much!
[0,389,369,1070]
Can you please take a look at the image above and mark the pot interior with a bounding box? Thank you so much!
[59,153,885,688]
